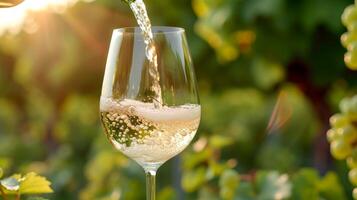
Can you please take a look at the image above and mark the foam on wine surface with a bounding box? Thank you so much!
[100,97,201,167]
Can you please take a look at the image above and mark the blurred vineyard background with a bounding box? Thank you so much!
[1,0,357,199]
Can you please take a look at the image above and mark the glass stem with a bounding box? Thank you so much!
[145,170,156,200]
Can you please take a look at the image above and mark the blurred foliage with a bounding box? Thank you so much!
[0,0,357,199]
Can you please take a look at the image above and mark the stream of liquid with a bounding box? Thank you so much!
[129,0,163,107]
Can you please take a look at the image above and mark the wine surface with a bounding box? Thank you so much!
[100,98,201,166]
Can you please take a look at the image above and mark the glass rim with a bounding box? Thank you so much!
[113,26,185,35]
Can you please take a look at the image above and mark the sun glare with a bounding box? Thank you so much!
[0,0,89,35]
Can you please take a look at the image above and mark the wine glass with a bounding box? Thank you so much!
[100,26,201,200]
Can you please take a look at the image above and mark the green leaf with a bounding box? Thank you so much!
[256,171,292,200]
[0,177,20,191]
[318,172,347,200]
[0,168,3,179]
[19,172,53,194]
[291,169,319,200]
[291,168,348,200]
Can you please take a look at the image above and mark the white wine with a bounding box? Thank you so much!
[100,98,201,167]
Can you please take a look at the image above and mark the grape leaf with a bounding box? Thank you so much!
[291,169,319,200]
[318,172,347,200]
[0,177,20,191]
[19,172,53,194]
[291,169,347,200]
[0,168,3,179]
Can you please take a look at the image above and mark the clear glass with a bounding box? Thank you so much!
[100,26,201,200]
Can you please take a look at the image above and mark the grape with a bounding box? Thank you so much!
[339,125,357,143]
[348,157,357,169]
[330,114,349,128]
[342,5,357,27]
[340,97,353,114]
[348,149,357,169]
[327,129,340,142]
[344,51,357,70]
[350,169,357,186]
[349,42,357,52]
[330,139,352,160]
[348,23,357,32]
[341,32,357,48]
[341,97,357,118]
[350,96,357,116]
[353,188,357,200]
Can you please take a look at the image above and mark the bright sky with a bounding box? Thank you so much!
[0,0,92,35]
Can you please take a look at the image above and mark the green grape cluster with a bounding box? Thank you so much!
[341,3,357,70]
[327,95,357,199]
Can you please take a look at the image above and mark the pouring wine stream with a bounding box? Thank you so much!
[124,0,163,108]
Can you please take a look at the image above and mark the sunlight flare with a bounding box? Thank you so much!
[0,0,91,35]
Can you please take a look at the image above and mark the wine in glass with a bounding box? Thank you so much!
[100,26,201,200]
